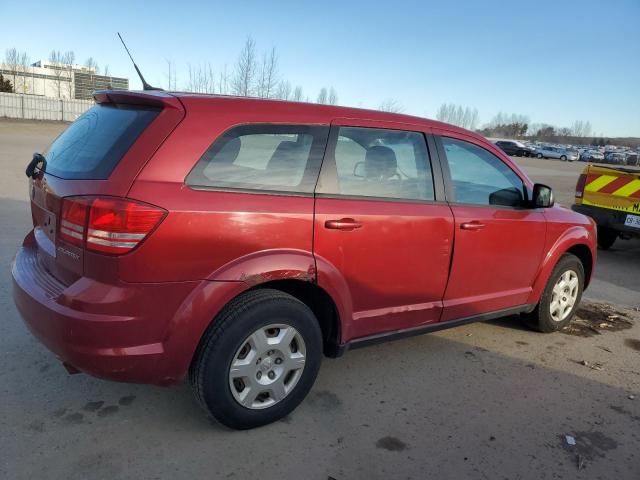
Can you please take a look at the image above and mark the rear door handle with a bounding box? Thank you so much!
[325,218,362,231]
[460,221,486,231]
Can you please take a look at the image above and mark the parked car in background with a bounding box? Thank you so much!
[494,140,536,157]
[580,150,605,162]
[604,152,626,165]
[624,152,639,166]
[12,90,597,429]
[536,146,578,161]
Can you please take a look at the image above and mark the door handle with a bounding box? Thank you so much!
[460,221,486,231]
[325,218,362,231]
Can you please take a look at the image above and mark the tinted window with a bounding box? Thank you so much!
[44,104,159,179]
[327,127,434,201]
[442,137,524,207]
[186,125,328,193]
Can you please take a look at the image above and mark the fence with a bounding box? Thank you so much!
[0,92,93,122]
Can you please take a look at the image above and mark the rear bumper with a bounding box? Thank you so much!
[12,237,246,385]
[572,203,640,237]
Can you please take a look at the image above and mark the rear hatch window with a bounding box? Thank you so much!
[43,104,159,179]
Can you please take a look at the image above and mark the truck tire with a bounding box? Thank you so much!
[597,227,617,250]
[189,288,323,430]
[524,254,584,333]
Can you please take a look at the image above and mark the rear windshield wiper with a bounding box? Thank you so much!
[26,153,46,178]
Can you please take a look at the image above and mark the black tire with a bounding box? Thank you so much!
[516,150,523,157]
[524,253,584,333]
[560,155,567,161]
[189,288,323,430]
[597,226,618,250]
[536,153,543,159]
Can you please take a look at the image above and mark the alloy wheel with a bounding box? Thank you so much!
[228,323,306,409]
[549,270,579,322]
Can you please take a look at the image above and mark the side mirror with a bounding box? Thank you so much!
[532,183,554,208]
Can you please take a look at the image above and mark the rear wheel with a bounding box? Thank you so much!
[537,153,543,159]
[597,226,618,250]
[524,254,584,333]
[189,289,322,429]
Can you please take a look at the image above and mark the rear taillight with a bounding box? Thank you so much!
[575,174,587,198]
[59,196,166,255]
[60,198,89,246]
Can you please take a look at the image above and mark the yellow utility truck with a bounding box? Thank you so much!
[573,164,640,249]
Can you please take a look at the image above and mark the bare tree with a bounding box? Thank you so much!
[292,85,304,102]
[436,103,455,122]
[63,51,75,98]
[4,48,19,90]
[85,57,99,93]
[49,50,65,98]
[256,47,279,98]
[164,58,177,90]
[187,63,216,93]
[379,98,404,113]
[328,87,338,105]
[570,120,593,138]
[317,87,328,104]
[218,64,230,94]
[232,37,257,97]
[18,52,30,94]
[436,103,479,129]
[275,80,292,100]
[85,57,99,74]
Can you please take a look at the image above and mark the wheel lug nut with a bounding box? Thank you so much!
[268,371,276,380]
[275,358,282,365]
[256,371,262,379]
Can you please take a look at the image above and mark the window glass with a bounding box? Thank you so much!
[44,104,159,179]
[330,127,434,201]
[186,125,328,193]
[442,137,524,207]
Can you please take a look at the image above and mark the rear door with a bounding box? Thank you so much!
[314,120,454,342]
[435,133,546,321]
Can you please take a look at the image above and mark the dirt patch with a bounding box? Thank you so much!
[307,391,342,411]
[624,338,640,352]
[118,395,136,406]
[561,303,634,337]
[376,436,408,451]
[560,431,618,461]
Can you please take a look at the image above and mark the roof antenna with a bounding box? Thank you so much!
[117,32,163,91]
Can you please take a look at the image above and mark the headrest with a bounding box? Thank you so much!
[365,145,397,180]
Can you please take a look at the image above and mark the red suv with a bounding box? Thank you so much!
[13,91,596,429]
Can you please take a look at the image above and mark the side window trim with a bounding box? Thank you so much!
[435,134,529,208]
[316,125,446,203]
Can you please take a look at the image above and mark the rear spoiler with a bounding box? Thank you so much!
[93,90,183,110]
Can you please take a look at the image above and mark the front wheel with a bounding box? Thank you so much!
[189,289,323,429]
[560,155,567,161]
[537,153,543,159]
[524,254,584,332]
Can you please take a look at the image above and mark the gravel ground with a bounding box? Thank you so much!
[1,120,638,480]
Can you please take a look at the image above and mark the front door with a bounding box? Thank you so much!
[436,133,547,321]
[314,122,454,342]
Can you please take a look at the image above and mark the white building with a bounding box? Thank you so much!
[0,61,128,100]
